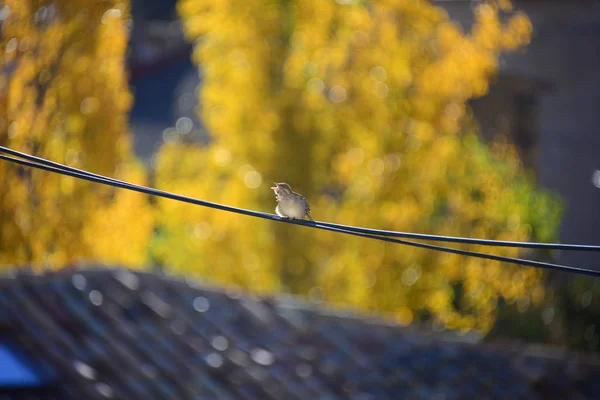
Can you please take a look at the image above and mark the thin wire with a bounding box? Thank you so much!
[1,146,598,252]
[1,152,599,277]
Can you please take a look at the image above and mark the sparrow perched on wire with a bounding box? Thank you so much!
[271,182,314,222]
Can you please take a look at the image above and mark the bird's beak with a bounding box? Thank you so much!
[270,182,278,190]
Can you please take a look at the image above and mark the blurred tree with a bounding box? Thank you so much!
[489,274,600,352]
[0,0,153,268]
[154,0,561,332]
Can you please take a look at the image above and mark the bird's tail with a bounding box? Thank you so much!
[306,213,314,222]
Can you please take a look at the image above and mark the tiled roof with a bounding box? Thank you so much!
[0,267,598,399]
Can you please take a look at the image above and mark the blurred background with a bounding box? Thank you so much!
[0,0,599,351]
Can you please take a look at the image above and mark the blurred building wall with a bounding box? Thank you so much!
[127,0,199,161]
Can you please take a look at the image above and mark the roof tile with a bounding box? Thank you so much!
[1,267,598,400]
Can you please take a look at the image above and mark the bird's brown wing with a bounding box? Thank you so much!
[294,192,313,218]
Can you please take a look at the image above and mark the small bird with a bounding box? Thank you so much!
[271,182,314,221]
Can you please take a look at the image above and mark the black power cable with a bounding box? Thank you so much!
[2,145,598,252]
[1,147,599,277]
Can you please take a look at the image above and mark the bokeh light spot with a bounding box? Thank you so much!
[193,296,210,312]
[385,153,402,172]
[211,335,229,351]
[80,97,99,115]
[89,290,103,306]
[33,7,48,23]
[367,158,385,176]
[244,170,262,189]
[193,222,212,240]
[445,103,461,120]
[396,307,414,326]
[373,81,389,99]
[101,9,121,24]
[306,78,324,94]
[176,117,193,135]
[205,352,224,368]
[329,86,347,103]
[370,66,387,81]
[581,291,592,307]
[0,7,10,22]
[251,348,274,366]
[65,149,82,166]
[348,147,364,165]
[95,383,114,398]
[401,266,421,286]
[162,127,177,143]
[516,296,530,313]
[5,38,17,53]
[592,170,600,188]
[72,274,87,290]
[74,361,96,380]
[542,307,555,325]
[365,271,377,288]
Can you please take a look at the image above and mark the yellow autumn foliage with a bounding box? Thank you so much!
[154,0,560,332]
[0,0,153,268]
